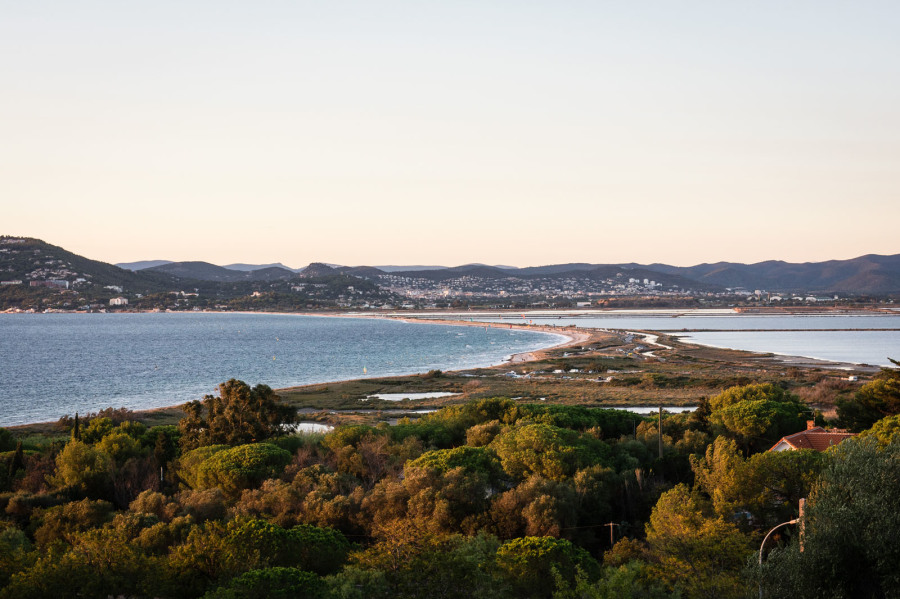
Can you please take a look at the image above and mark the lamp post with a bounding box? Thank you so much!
[758,518,799,599]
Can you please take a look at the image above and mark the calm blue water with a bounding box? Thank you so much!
[475,313,900,331]
[0,313,564,426]
[676,330,899,368]
[472,313,900,368]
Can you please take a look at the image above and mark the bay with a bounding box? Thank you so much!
[0,313,564,426]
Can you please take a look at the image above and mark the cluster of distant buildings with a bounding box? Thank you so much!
[376,273,684,301]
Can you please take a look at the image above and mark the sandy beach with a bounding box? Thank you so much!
[388,316,595,364]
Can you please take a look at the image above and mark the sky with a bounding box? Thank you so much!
[2,1,899,268]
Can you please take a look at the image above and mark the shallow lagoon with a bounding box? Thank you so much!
[470,312,900,367]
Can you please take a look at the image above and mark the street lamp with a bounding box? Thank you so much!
[758,518,799,599]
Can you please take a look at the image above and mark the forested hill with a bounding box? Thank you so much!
[640,254,900,294]
[145,261,296,283]
[0,237,394,311]
[134,254,900,295]
[0,236,180,292]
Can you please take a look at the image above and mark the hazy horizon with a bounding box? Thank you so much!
[3,2,898,266]
[8,235,896,271]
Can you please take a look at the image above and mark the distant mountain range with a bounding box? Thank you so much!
[117,261,510,274]
[115,254,900,295]
[4,237,898,300]
[142,261,297,283]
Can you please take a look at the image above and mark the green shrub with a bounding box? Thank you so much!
[196,444,292,497]
[201,568,323,599]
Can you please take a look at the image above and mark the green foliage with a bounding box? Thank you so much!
[390,419,456,448]
[345,530,507,599]
[146,425,180,473]
[426,397,521,434]
[709,383,794,412]
[116,420,148,440]
[81,417,115,444]
[195,443,292,497]
[1,393,872,599]
[489,476,579,539]
[644,484,751,599]
[48,440,113,498]
[552,561,675,599]
[32,498,114,547]
[179,379,297,450]
[166,518,349,597]
[402,466,497,535]
[322,425,384,452]
[490,422,611,481]
[96,430,144,463]
[711,399,810,452]
[759,436,900,598]
[1,525,159,599]
[0,525,32,588]
[859,413,900,446]
[201,567,324,599]
[691,436,827,527]
[223,519,351,575]
[837,362,900,431]
[707,384,810,453]
[518,405,639,438]
[177,445,229,489]
[392,532,510,599]
[0,429,15,453]
[408,446,503,479]
[496,536,600,598]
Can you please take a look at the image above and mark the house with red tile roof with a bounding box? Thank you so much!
[769,421,856,452]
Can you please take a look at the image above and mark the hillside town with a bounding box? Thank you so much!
[1,237,895,313]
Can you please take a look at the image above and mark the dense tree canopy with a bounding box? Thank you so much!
[179,380,297,449]
[707,383,811,453]
[1,379,891,599]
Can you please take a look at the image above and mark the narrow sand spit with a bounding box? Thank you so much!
[387,317,597,366]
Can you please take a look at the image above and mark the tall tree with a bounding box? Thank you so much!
[179,380,297,449]
[644,484,752,599]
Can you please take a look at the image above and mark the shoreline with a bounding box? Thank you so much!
[4,305,897,317]
[669,335,883,373]
[4,310,888,430]
[386,316,593,363]
[4,313,587,430]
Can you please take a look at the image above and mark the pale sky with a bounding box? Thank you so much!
[2,1,898,268]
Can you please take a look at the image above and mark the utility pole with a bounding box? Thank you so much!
[604,522,619,546]
[799,498,805,552]
[658,406,663,459]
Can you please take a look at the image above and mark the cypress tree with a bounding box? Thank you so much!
[8,441,24,478]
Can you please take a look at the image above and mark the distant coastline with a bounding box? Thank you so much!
[0,312,573,428]
[4,308,896,429]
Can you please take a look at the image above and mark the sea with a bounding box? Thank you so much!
[3,311,899,428]
[0,313,565,427]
